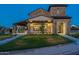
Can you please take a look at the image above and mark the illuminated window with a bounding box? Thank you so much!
[48,20,51,22]
[30,24,33,26]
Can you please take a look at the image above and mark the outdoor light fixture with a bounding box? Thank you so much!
[48,23,51,26]
[30,20,32,22]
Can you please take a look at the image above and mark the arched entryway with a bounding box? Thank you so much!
[57,22,66,35]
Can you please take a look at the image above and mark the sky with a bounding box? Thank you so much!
[0,4,79,28]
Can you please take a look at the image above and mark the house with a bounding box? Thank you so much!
[0,26,10,34]
[12,4,71,35]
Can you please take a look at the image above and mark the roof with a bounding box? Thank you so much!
[51,16,71,19]
[48,4,67,11]
[29,8,47,15]
[27,21,53,23]
[29,15,71,19]
[14,20,28,26]
[29,8,50,17]
[49,4,67,7]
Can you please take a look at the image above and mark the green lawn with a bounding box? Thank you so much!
[0,34,72,52]
[0,34,13,40]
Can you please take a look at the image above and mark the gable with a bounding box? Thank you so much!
[29,8,50,18]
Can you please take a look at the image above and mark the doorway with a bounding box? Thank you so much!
[57,22,65,35]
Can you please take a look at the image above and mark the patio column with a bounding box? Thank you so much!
[27,23,30,34]
[64,22,70,35]
[53,20,57,34]
[66,21,71,34]
[12,26,16,35]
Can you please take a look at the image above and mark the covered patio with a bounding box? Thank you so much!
[13,20,28,35]
[28,21,53,34]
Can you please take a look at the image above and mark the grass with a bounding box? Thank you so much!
[0,34,13,40]
[0,34,72,52]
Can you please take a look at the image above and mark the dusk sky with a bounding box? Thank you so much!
[0,4,79,27]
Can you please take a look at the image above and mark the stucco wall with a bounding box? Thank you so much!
[55,19,70,35]
[29,16,52,21]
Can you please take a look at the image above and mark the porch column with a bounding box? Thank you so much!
[64,22,70,35]
[27,23,30,34]
[67,21,71,34]
[53,20,57,34]
[12,26,16,34]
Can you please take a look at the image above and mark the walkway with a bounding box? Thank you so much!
[63,35,79,44]
[0,35,79,55]
[0,35,21,45]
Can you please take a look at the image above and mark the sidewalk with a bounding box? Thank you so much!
[0,35,21,45]
[63,35,79,44]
